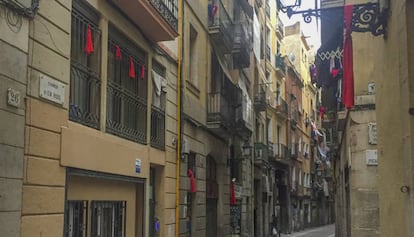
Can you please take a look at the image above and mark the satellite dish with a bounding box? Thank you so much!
[288,52,296,62]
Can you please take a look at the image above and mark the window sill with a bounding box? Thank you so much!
[186,80,200,98]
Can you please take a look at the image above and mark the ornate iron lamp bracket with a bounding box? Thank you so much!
[278,1,388,37]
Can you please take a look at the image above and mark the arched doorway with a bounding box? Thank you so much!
[206,156,218,236]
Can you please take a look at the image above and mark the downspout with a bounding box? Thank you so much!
[175,0,184,235]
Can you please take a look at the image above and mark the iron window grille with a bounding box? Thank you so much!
[91,201,126,237]
[188,152,196,178]
[106,29,147,144]
[150,61,166,150]
[65,200,88,237]
[69,2,101,129]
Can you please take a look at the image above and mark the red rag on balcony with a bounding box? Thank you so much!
[319,105,325,120]
[115,45,122,60]
[230,180,236,205]
[141,65,145,80]
[342,5,354,109]
[129,56,135,78]
[188,169,197,193]
[85,25,94,54]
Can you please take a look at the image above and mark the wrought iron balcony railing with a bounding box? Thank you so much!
[207,92,233,127]
[253,83,267,111]
[254,91,266,111]
[290,143,299,159]
[208,0,234,53]
[275,98,288,117]
[233,23,250,68]
[149,0,178,31]
[106,81,147,144]
[150,105,165,150]
[273,143,289,160]
[275,54,286,76]
[254,142,269,163]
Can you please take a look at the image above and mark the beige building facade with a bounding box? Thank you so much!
[317,0,414,236]
[1,0,179,236]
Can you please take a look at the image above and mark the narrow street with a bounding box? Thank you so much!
[281,224,335,237]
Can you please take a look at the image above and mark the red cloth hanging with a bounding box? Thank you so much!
[188,169,197,193]
[115,45,122,60]
[84,25,94,54]
[230,179,236,205]
[129,56,135,78]
[141,65,145,80]
[212,4,218,17]
[342,5,354,109]
[319,106,325,120]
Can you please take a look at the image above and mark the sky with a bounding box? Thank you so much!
[279,0,321,51]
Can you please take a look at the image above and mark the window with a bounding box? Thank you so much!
[189,24,198,88]
[150,61,166,149]
[69,1,101,129]
[91,201,126,237]
[65,200,88,237]
[206,156,218,199]
[106,26,147,143]
[188,152,196,177]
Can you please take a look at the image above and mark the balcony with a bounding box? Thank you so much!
[275,54,286,76]
[207,92,235,139]
[290,143,299,159]
[209,0,234,53]
[290,110,299,129]
[276,17,284,38]
[273,143,289,162]
[254,92,266,111]
[150,105,165,150]
[254,83,266,111]
[108,0,178,42]
[297,182,304,196]
[106,81,147,144]
[275,98,288,118]
[254,142,269,164]
[235,103,253,139]
[233,24,250,68]
[265,45,271,61]
[265,3,270,17]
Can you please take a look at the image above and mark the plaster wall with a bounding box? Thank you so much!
[0,4,29,236]
[67,175,141,237]
[375,1,414,236]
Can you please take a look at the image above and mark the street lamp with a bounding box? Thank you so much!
[242,141,252,158]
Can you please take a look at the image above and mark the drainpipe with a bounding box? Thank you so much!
[175,0,184,235]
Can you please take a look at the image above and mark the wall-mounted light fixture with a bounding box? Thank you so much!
[242,141,253,159]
